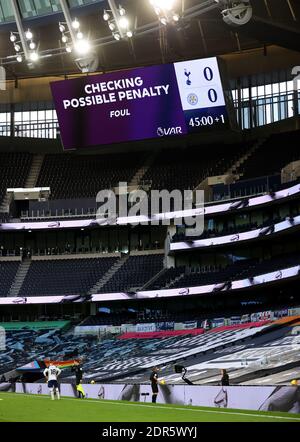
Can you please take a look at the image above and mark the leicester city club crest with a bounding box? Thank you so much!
[187,93,198,106]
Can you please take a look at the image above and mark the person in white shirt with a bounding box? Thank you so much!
[43,364,62,400]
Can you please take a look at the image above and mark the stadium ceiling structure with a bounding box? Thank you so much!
[0,0,299,78]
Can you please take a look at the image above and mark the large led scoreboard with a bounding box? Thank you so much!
[51,57,233,150]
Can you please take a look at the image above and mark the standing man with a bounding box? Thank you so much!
[220,369,230,386]
[72,360,85,399]
[43,363,61,400]
[150,367,160,403]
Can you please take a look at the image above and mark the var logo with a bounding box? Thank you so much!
[157,126,182,137]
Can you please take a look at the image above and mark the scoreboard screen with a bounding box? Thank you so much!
[51,57,232,150]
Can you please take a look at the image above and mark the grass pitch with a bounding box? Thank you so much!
[0,392,300,422]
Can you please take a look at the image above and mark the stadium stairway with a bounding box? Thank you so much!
[141,267,168,290]
[25,154,45,188]
[224,138,267,180]
[8,258,31,297]
[88,254,129,295]
[192,139,267,195]
[128,151,158,188]
[165,272,185,289]
[0,194,11,213]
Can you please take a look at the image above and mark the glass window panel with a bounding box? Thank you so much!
[0,1,14,22]
[19,0,38,18]
[45,110,53,120]
[22,111,30,122]
[251,86,258,99]
[288,99,294,118]
[19,0,61,18]
[279,81,287,93]
[242,88,249,100]
[0,113,7,123]
[265,104,272,124]
[14,112,22,123]
[68,0,99,6]
[256,85,265,98]
[265,84,272,96]
[272,83,279,95]
[37,109,46,121]
[231,89,237,101]
[273,104,279,122]
[33,0,53,15]
[30,110,38,121]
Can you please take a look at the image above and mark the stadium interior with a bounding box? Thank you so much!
[0,0,300,400]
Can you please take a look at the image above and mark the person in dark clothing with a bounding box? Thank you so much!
[71,361,85,398]
[150,367,160,403]
[220,369,230,386]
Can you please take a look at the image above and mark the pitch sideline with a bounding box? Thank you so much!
[0,392,300,421]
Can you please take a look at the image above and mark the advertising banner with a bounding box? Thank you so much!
[3,382,299,414]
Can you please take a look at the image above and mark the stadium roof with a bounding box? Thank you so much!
[0,0,299,79]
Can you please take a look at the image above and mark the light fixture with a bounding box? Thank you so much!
[103,10,110,21]
[150,0,180,25]
[103,4,132,41]
[72,18,80,30]
[119,6,126,16]
[59,23,65,33]
[75,39,90,55]
[119,17,129,29]
[10,33,17,42]
[66,45,72,53]
[16,54,22,62]
[77,31,83,40]
[29,51,39,62]
[29,41,36,50]
[150,0,175,11]
[61,34,68,43]
[25,29,33,40]
[14,44,21,52]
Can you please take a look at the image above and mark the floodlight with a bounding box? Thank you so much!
[72,18,80,30]
[150,0,175,12]
[119,17,129,29]
[103,11,110,21]
[29,51,39,62]
[75,39,91,55]
[119,6,126,16]
[25,29,33,40]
